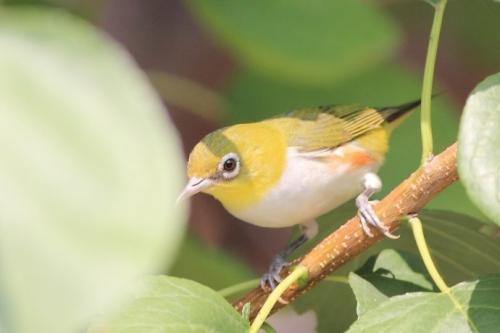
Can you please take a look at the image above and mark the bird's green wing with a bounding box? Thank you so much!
[266,104,385,152]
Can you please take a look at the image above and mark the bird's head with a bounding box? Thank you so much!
[178,122,286,211]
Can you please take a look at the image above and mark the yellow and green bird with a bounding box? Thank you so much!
[178,100,420,289]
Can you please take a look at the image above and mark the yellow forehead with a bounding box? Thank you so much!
[187,141,219,179]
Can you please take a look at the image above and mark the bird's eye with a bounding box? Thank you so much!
[219,153,240,179]
[223,158,237,172]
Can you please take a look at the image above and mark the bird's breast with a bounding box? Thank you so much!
[228,143,382,228]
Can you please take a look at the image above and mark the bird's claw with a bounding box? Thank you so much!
[357,200,399,239]
[260,254,289,291]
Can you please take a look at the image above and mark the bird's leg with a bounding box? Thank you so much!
[261,220,318,290]
[356,172,399,239]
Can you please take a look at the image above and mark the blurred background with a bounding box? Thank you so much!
[91,0,499,270]
[1,0,500,332]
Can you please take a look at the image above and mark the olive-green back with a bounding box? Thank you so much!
[264,104,386,152]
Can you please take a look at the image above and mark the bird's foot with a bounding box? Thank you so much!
[357,199,399,239]
[260,221,317,291]
[260,254,289,291]
[356,173,399,239]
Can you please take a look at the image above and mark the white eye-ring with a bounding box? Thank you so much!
[218,152,240,179]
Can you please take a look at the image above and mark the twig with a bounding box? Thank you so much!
[233,143,458,320]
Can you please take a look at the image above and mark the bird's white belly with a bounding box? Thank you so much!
[229,145,381,228]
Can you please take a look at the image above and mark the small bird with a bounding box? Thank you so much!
[178,100,420,289]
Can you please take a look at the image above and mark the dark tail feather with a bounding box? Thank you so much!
[380,92,443,123]
[379,99,421,123]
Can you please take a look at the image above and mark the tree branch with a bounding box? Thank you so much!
[233,142,458,320]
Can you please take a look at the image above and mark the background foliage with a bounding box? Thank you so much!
[0,0,499,332]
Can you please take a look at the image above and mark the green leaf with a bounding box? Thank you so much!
[350,249,435,316]
[225,65,482,218]
[169,235,255,291]
[0,8,186,333]
[359,249,434,291]
[351,211,500,285]
[347,275,500,332]
[294,277,357,333]
[458,73,500,226]
[294,210,500,332]
[349,274,389,317]
[186,0,400,84]
[92,276,249,333]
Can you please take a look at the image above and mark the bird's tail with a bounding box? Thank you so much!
[380,99,421,122]
[379,99,421,133]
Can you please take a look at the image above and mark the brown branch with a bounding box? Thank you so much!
[233,143,458,320]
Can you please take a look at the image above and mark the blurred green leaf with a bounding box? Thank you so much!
[446,0,500,68]
[458,73,500,226]
[169,236,255,291]
[347,275,500,333]
[388,1,500,70]
[186,0,400,84]
[91,276,249,333]
[0,8,186,333]
[148,71,224,122]
[225,65,482,218]
[1,0,53,5]
[350,249,435,316]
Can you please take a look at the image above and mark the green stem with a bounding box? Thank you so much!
[420,0,448,164]
[218,279,260,298]
[249,266,308,333]
[408,216,449,293]
[410,0,450,295]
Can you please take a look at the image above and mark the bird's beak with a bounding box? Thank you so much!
[177,177,213,204]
